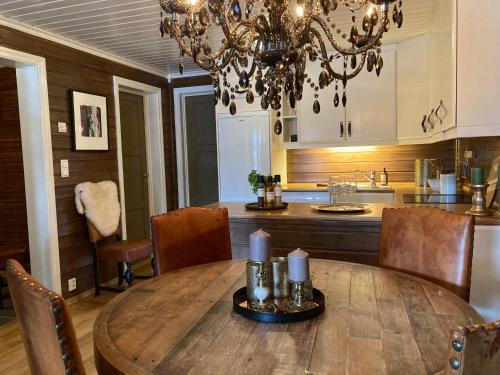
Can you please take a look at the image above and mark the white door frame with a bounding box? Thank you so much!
[0,47,61,292]
[173,85,213,207]
[113,76,167,240]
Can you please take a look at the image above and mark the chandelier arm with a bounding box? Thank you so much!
[311,28,367,81]
[311,14,387,55]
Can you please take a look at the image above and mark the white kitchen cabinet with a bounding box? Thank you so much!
[297,56,345,146]
[295,49,396,148]
[346,48,397,145]
[397,34,430,143]
[455,0,500,136]
[470,225,500,322]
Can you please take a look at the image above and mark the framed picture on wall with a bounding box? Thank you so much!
[71,90,109,151]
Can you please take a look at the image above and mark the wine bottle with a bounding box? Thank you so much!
[257,175,265,208]
[265,175,275,207]
[274,174,282,206]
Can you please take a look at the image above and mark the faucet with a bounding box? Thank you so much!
[354,170,377,188]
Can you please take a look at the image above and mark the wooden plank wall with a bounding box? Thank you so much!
[458,137,500,179]
[0,25,173,297]
[286,141,456,183]
[0,67,28,246]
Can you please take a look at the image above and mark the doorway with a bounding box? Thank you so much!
[119,92,150,240]
[184,95,219,206]
[0,47,60,293]
[113,77,166,240]
[174,85,219,207]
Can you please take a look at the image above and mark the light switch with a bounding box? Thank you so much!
[60,159,69,177]
[58,122,67,133]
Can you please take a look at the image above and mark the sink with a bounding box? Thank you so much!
[357,184,393,191]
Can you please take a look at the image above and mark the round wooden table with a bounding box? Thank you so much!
[94,260,483,375]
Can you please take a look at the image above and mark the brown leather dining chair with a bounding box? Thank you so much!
[86,219,154,296]
[150,207,232,275]
[6,259,85,375]
[443,320,500,374]
[379,207,475,301]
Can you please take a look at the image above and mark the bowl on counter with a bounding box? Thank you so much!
[428,179,440,192]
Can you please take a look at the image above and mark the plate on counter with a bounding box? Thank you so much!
[310,203,371,213]
[245,202,288,210]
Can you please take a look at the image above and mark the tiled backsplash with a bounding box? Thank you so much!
[286,137,500,184]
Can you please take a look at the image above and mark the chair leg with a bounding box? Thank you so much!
[117,262,124,287]
[92,245,101,297]
[0,275,5,309]
[124,262,134,289]
[151,257,156,276]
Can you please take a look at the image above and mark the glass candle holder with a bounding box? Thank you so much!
[246,261,276,312]
[285,279,315,312]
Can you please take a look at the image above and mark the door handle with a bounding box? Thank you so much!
[421,114,427,133]
[340,121,344,138]
[435,100,444,125]
[427,108,436,130]
[143,173,149,178]
[348,121,352,137]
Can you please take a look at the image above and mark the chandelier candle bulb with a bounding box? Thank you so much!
[249,229,271,262]
[288,248,310,282]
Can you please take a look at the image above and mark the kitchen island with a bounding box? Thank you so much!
[207,200,500,263]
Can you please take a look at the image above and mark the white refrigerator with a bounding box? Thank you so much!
[217,111,271,202]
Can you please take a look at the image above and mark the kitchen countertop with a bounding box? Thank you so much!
[207,182,500,226]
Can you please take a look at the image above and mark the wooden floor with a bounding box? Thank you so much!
[0,291,115,374]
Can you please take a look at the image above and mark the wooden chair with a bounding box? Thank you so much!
[379,207,474,301]
[150,207,232,275]
[444,321,500,374]
[86,219,154,297]
[0,242,29,309]
[6,259,85,375]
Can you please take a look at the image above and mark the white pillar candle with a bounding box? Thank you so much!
[249,229,271,262]
[288,248,309,282]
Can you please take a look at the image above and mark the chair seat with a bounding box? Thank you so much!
[0,243,29,268]
[96,239,153,263]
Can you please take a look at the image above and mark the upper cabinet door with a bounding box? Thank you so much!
[456,0,500,130]
[297,56,346,145]
[397,35,430,143]
[345,49,397,145]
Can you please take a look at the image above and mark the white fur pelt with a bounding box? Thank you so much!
[74,181,121,237]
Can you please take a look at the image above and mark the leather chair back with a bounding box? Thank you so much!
[379,207,474,301]
[6,259,85,375]
[85,218,120,244]
[444,321,500,374]
[151,207,232,274]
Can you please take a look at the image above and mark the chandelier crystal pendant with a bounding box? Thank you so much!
[159,0,404,117]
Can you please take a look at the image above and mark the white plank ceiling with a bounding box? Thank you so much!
[0,0,438,77]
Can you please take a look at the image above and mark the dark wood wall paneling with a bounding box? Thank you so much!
[0,25,174,297]
[0,67,28,246]
[458,137,500,180]
[286,140,457,183]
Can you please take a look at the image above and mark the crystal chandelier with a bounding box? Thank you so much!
[159,0,404,119]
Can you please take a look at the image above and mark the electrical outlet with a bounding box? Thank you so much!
[60,159,69,177]
[57,122,67,133]
[68,277,77,292]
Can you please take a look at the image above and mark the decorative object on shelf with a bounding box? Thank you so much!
[71,91,109,151]
[466,183,491,217]
[159,0,404,115]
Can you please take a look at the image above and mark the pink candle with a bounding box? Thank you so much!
[288,248,309,282]
[249,229,271,262]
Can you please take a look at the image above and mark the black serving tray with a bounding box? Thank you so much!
[233,287,325,323]
[244,202,288,211]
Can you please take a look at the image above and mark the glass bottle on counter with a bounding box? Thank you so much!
[381,168,388,186]
[265,175,275,207]
[274,174,282,206]
[257,175,265,208]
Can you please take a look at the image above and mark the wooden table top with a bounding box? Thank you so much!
[93,260,483,375]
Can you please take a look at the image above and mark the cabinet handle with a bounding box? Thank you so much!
[340,121,344,138]
[427,109,436,130]
[348,121,352,137]
[435,100,444,125]
[421,114,427,133]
